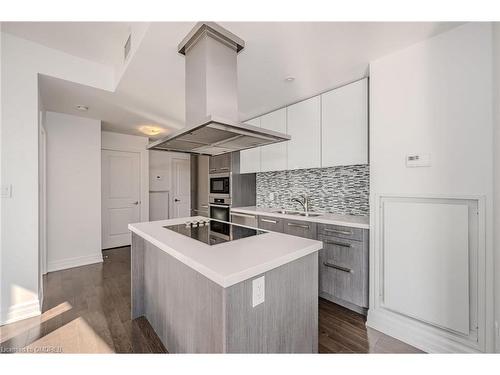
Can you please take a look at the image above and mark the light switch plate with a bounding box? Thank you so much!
[0,184,12,198]
[252,276,265,307]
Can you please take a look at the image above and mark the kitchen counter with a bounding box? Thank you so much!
[231,206,370,229]
[128,216,322,288]
[129,216,321,353]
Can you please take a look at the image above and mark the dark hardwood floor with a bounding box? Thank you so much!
[0,247,421,354]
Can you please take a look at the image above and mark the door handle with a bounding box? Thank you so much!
[132,201,139,205]
[323,261,353,273]
[287,222,309,229]
[174,198,180,202]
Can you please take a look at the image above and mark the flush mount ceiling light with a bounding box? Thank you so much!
[139,125,164,136]
[76,105,89,111]
[285,76,295,82]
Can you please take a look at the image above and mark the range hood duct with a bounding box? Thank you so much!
[148,22,290,155]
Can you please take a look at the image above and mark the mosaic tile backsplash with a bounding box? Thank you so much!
[256,164,369,216]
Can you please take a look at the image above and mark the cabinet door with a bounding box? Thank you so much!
[258,215,284,232]
[321,78,368,167]
[260,108,287,172]
[239,117,261,174]
[219,153,231,172]
[209,154,231,174]
[209,155,219,173]
[286,96,321,170]
[283,219,317,239]
[319,236,367,307]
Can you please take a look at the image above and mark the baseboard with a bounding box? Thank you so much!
[366,308,483,353]
[47,253,103,273]
[0,299,41,326]
[319,291,368,315]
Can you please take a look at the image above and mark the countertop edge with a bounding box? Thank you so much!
[230,207,370,229]
[128,224,322,288]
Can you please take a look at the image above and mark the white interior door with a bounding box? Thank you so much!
[102,150,141,249]
[171,156,191,218]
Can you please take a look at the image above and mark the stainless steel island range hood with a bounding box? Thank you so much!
[148,22,290,155]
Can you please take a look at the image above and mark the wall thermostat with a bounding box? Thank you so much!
[406,153,431,168]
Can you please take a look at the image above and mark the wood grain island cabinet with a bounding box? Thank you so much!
[129,218,321,353]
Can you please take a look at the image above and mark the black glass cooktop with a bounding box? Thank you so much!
[164,219,265,246]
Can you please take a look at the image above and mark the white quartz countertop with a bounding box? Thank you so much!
[128,217,322,288]
[231,206,370,229]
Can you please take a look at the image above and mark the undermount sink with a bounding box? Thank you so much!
[298,212,322,217]
[272,209,300,215]
[272,209,322,217]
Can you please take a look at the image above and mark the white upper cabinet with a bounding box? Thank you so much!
[239,117,261,174]
[286,96,321,170]
[321,78,368,167]
[260,108,287,172]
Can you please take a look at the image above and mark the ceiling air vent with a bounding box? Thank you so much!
[124,34,131,61]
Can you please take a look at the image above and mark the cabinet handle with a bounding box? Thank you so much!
[220,167,229,171]
[201,205,209,208]
[324,228,352,236]
[261,218,278,224]
[324,240,351,248]
[209,168,217,172]
[287,222,309,229]
[230,212,256,219]
[323,261,353,274]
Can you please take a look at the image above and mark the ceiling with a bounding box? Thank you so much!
[5,22,463,139]
[1,22,134,71]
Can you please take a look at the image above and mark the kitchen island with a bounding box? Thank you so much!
[128,217,322,353]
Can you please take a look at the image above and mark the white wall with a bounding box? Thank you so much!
[493,22,500,353]
[368,23,494,352]
[45,112,102,272]
[0,33,113,324]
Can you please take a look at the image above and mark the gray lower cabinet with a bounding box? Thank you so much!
[318,233,368,312]
[258,215,284,232]
[255,215,369,315]
[283,219,317,239]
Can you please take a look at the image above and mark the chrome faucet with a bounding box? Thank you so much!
[291,194,310,214]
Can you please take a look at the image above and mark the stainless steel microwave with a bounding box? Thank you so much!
[209,172,230,196]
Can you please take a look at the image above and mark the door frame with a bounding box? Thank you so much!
[101,144,149,225]
[170,153,191,218]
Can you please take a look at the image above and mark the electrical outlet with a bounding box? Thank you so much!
[268,192,275,201]
[495,321,499,337]
[252,276,265,307]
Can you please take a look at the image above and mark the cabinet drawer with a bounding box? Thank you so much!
[318,235,368,308]
[317,223,364,241]
[283,219,317,239]
[258,215,284,233]
[319,235,364,273]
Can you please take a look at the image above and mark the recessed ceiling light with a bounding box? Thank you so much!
[76,105,89,111]
[139,125,164,136]
[285,76,295,82]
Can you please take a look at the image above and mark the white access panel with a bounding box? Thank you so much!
[382,199,472,335]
